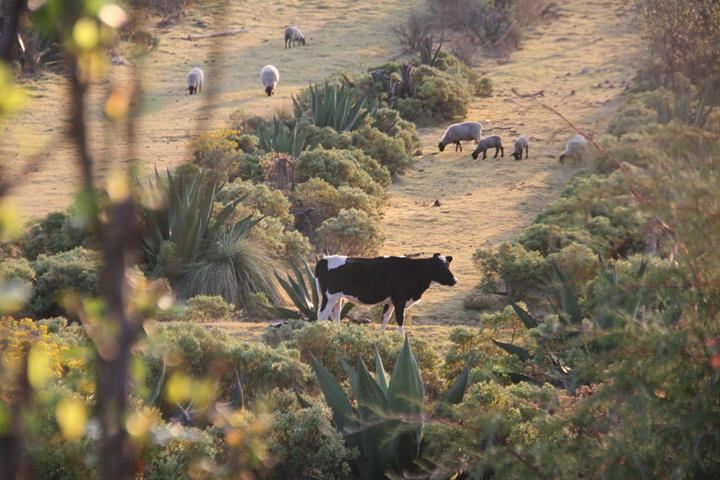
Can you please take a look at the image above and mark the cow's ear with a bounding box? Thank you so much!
[446,256,453,264]
[433,253,441,258]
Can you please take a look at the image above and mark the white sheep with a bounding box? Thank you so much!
[284,26,306,48]
[559,134,588,163]
[260,65,280,96]
[185,67,204,95]
[471,135,504,160]
[511,135,529,160]
[438,122,483,152]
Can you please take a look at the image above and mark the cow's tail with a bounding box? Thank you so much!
[314,258,329,317]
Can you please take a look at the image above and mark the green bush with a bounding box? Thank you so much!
[143,323,312,401]
[475,77,493,97]
[227,133,259,153]
[296,147,390,199]
[545,243,598,293]
[316,208,384,256]
[268,406,355,480]
[303,124,353,150]
[185,295,236,322]
[20,210,88,260]
[273,321,446,398]
[189,130,240,182]
[142,424,224,480]
[31,247,99,318]
[0,256,35,283]
[473,242,546,300]
[395,98,433,125]
[234,151,265,182]
[140,170,279,307]
[371,107,421,153]
[411,64,471,121]
[351,126,413,176]
[219,179,294,226]
[292,178,379,237]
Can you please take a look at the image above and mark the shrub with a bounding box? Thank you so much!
[411,65,471,121]
[141,424,224,480]
[303,124,353,150]
[31,247,99,318]
[143,323,312,401]
[292,178,379,237]
[475,77,493,97]
[316,208,384,256]
[293,82,374,132]
[546,243,598,293]
[139,170,279,307]
[234,152,265,182]
[351,126,413,176]
[219,179,294,226]
[189,130,240,182]
[0,256,35,283]
[20,210,88,260]
[227,133,259,153]
[395,97,432,125]
[296,147,390,199]
[371,107,421,153]
[185,295,236,322]
[473,242,546,300]
[268,406,355,480]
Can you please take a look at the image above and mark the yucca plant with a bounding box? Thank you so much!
[257,117,307,158]
[293,82,375,132]
[270,260,353,321]
[305,337,471,479]
[139,169,278,306]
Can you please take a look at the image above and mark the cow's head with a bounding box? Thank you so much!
[265,85,274,96]
[438,142,446,152]
[431,253,457,286]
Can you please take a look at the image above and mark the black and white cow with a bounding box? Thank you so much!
[314,254,457,332]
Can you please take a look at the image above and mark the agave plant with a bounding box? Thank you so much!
[139,169,278,306]
[257,117,307,158]
[305,337,471,479]
[270,260,353,321]
[293,82,375,132]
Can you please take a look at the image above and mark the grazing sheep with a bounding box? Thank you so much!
[511,135,529,160]
[260,65,280,96]
[471,135,504,160]
[438,122,483,152]
[284,26,306,48]
[559,134,588,163]
[185,67,204,95]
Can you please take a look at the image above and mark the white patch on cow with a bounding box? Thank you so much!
[331,298,344,323]
[405,298,421,309]
[325,255,347,270]
[380,304,395,332]
[437,255,447,264]
[430,281,440,287]
[318,292,344,321]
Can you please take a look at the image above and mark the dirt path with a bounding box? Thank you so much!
[380,0,642,325]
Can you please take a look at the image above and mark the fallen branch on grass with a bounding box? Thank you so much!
[181,27,249,41]
[511,87,545,98]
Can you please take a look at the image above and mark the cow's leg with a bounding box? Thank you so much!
[318,293,341,321]
[380,304,395,332]
[392,298,406,331]
[331,298,344,324]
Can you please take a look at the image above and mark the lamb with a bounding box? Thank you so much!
[511,135,529,160]
[260,65,280,96]
[438,122,483,152]
[284,26,306,48]
[185,67,204,95]
[559,134,588,163]
[471,135,504,160]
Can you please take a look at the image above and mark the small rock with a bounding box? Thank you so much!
[193,20,208,28]
[414,149,423,156]
[580,67,591,75]
[569,89,576,96]
[432,199,441,207]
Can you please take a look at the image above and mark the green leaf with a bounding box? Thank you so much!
[374,348,388,394]
[439,353,473,408]
[552,263,582,324]
[295,388,313,409]
[512,303,538,329]
[309,356,356,436]
[492,339,531,362]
